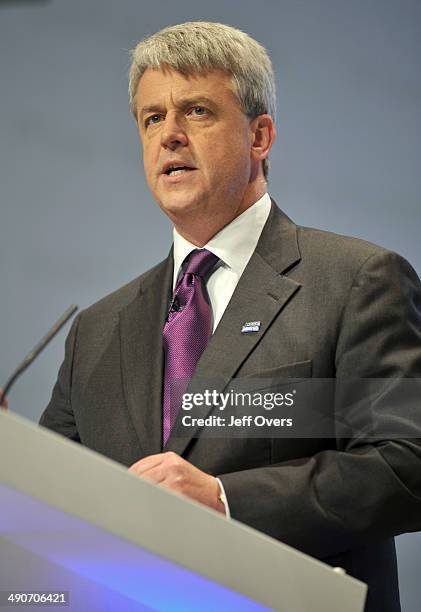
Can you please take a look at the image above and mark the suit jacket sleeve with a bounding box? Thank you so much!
[218,250,421,560]
[39,313,81,442]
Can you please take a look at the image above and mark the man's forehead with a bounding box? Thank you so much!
[136,66,235,103]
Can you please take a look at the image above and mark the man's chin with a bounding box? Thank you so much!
[157,196,204,219]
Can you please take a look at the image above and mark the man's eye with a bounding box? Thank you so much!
[145,114,162,127]
[190,106,208,116]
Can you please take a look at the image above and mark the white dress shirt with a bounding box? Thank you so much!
[173,192,272,332]
[171,192,272,516]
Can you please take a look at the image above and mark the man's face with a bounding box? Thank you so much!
[135,67,256,225]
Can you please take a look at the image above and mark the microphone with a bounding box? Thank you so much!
[0,304,78,407]
[167,296,183,320]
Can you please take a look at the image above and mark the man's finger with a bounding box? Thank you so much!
[130,465,166,485]
[128,451,171,474]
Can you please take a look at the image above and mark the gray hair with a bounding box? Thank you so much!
[128,21,276,179]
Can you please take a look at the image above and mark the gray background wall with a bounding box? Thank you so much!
[0,0,420,609]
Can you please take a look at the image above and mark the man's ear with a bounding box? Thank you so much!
[250,114,276,163]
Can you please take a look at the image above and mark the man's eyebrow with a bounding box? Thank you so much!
[177,96,216,108]
[139,96,216,117]
[139,104,163,116]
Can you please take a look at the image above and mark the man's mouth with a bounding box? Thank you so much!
[161,159,197,177]
[165,166,195,176]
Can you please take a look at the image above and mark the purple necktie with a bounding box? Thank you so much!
[163,249,219,446]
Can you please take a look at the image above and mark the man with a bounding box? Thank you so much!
[40,22,421,611]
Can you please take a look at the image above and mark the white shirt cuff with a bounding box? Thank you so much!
[216,477,231,518]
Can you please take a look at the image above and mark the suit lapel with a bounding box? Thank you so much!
[119,252,173,457]
[165,201,302,455]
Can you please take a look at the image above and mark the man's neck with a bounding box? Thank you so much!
[173,182,267,246]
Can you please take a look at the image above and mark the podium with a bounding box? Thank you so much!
[0,410,367,611]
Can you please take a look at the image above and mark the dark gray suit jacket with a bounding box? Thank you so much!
[40,201,421,612]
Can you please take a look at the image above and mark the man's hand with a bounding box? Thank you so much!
[0,388,8,411]
[128,451,226,514]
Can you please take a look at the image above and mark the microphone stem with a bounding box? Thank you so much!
[0,304,78,406]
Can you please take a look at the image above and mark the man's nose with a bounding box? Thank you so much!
[161,111,188,149]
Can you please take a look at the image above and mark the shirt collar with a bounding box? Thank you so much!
[172,192,272,288]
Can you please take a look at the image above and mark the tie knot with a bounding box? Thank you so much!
[184,249,219,278]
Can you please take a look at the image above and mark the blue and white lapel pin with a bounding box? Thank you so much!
[241,321,261,333]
